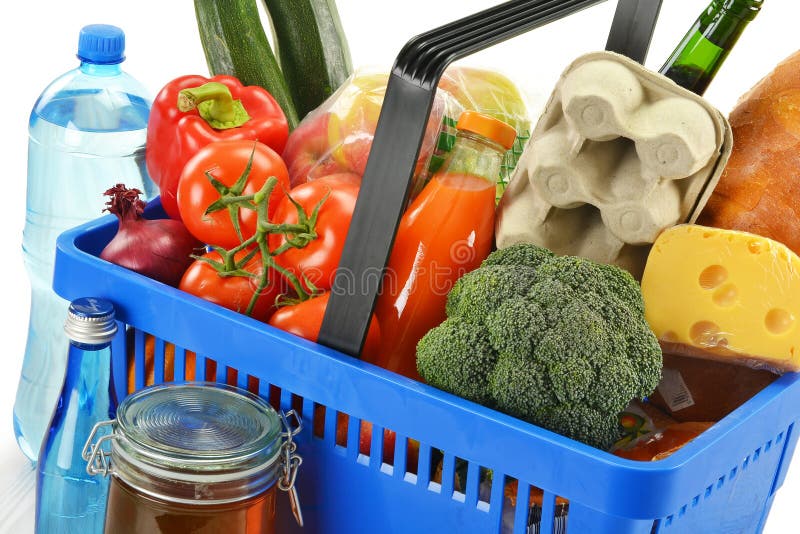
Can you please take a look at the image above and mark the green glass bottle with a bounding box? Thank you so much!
[660,0,763,95]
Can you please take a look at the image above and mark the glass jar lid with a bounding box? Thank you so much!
[118,381,281,470]
[96,382,287,504]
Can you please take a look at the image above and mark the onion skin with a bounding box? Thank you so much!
[100,184,204,286]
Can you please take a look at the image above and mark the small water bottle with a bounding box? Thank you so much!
[36,298,118,534]
[15,24,154,461]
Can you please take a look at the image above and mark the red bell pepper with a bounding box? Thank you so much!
[146,74,288,220]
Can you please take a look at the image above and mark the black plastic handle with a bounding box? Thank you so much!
[606,0,663,63]
[319,0,660,358]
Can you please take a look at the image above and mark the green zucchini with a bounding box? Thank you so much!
[194,0,299,129]
[261,0,353,120]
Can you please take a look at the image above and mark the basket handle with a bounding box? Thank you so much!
[319,0,660,357]
[606,0,663,63]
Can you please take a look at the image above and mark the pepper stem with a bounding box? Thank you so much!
[177,82,251,130]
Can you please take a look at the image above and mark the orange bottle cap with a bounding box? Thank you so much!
[456,110,517,150]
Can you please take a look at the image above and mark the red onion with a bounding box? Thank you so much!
[100,184,203,286]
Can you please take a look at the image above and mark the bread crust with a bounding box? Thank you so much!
[698,51,800,254]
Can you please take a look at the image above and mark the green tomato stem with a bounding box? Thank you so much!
[206,174,332,316]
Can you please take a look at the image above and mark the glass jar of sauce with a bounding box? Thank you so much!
[83,382,302,533]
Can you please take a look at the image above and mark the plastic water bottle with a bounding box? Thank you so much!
[36,298,118,534]
[15,24,155,462]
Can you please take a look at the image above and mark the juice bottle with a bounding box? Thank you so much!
[372,111,517,379]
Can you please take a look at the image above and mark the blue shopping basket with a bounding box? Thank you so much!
[53,1,800,532]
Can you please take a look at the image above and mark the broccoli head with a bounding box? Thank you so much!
[416,243,662,450]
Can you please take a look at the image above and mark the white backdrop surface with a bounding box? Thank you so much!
[0,1,798,532]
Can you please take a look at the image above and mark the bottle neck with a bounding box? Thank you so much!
[70,340,113,351]
[438,130,506,184]
[53,343,115,424]
[659,0,761,95]
[699,1,761,47]
[79,61,123,77]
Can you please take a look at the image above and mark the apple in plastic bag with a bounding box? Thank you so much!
[283,71,450,190]
[282,111,349,186]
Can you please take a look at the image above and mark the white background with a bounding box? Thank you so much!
[0,1,798,532]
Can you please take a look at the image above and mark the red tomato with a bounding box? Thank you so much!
[177,140,290,248]
[269,173,360,291]
[179,249,287,321]
[268,292,382,359]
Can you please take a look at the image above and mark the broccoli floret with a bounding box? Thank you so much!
[593,350,641,413]
[622,318,663,399]
[536,255,644,313]
[485,297,547,358]
[416,317,497,405]
[537,405,622,451]
[489,351,552,417]
[446,265,539,324]
[532,303,607,403]
[416,246,662,451]
[489,348,620,450]
[526,278,581,327]
[482,243,554,269]
[583,294,663,400]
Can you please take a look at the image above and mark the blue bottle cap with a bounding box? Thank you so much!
[69,297,115,320]
[77,24,125,65]
[65,297,117,345]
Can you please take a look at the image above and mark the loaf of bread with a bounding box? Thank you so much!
[698,51,800,253]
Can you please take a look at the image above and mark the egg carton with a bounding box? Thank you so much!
[496,51,733,278]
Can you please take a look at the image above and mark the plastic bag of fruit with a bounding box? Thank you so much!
[281,67,530,200]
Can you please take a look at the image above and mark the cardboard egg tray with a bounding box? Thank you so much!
[496,51,733,278]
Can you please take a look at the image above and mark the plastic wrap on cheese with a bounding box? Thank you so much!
[641,224,800,373]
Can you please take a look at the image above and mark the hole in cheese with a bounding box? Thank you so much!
[712,284,739,307]
[765,308,795,335]
[699,265,728,290]
[748,240,763,254]
[690,321,723,347]
[662,330,679,342]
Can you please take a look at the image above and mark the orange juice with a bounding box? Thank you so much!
[371,171,496,379]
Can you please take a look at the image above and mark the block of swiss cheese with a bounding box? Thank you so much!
[641,224,800,372]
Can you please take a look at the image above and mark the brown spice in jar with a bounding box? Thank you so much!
[104,476,277,534]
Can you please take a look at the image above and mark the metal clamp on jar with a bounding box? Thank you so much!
[83,382,303,533]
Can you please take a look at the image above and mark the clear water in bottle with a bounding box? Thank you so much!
[36,298,118,534]
[14,24,155,462]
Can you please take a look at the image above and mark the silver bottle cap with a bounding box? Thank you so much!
[64,297,117,346]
